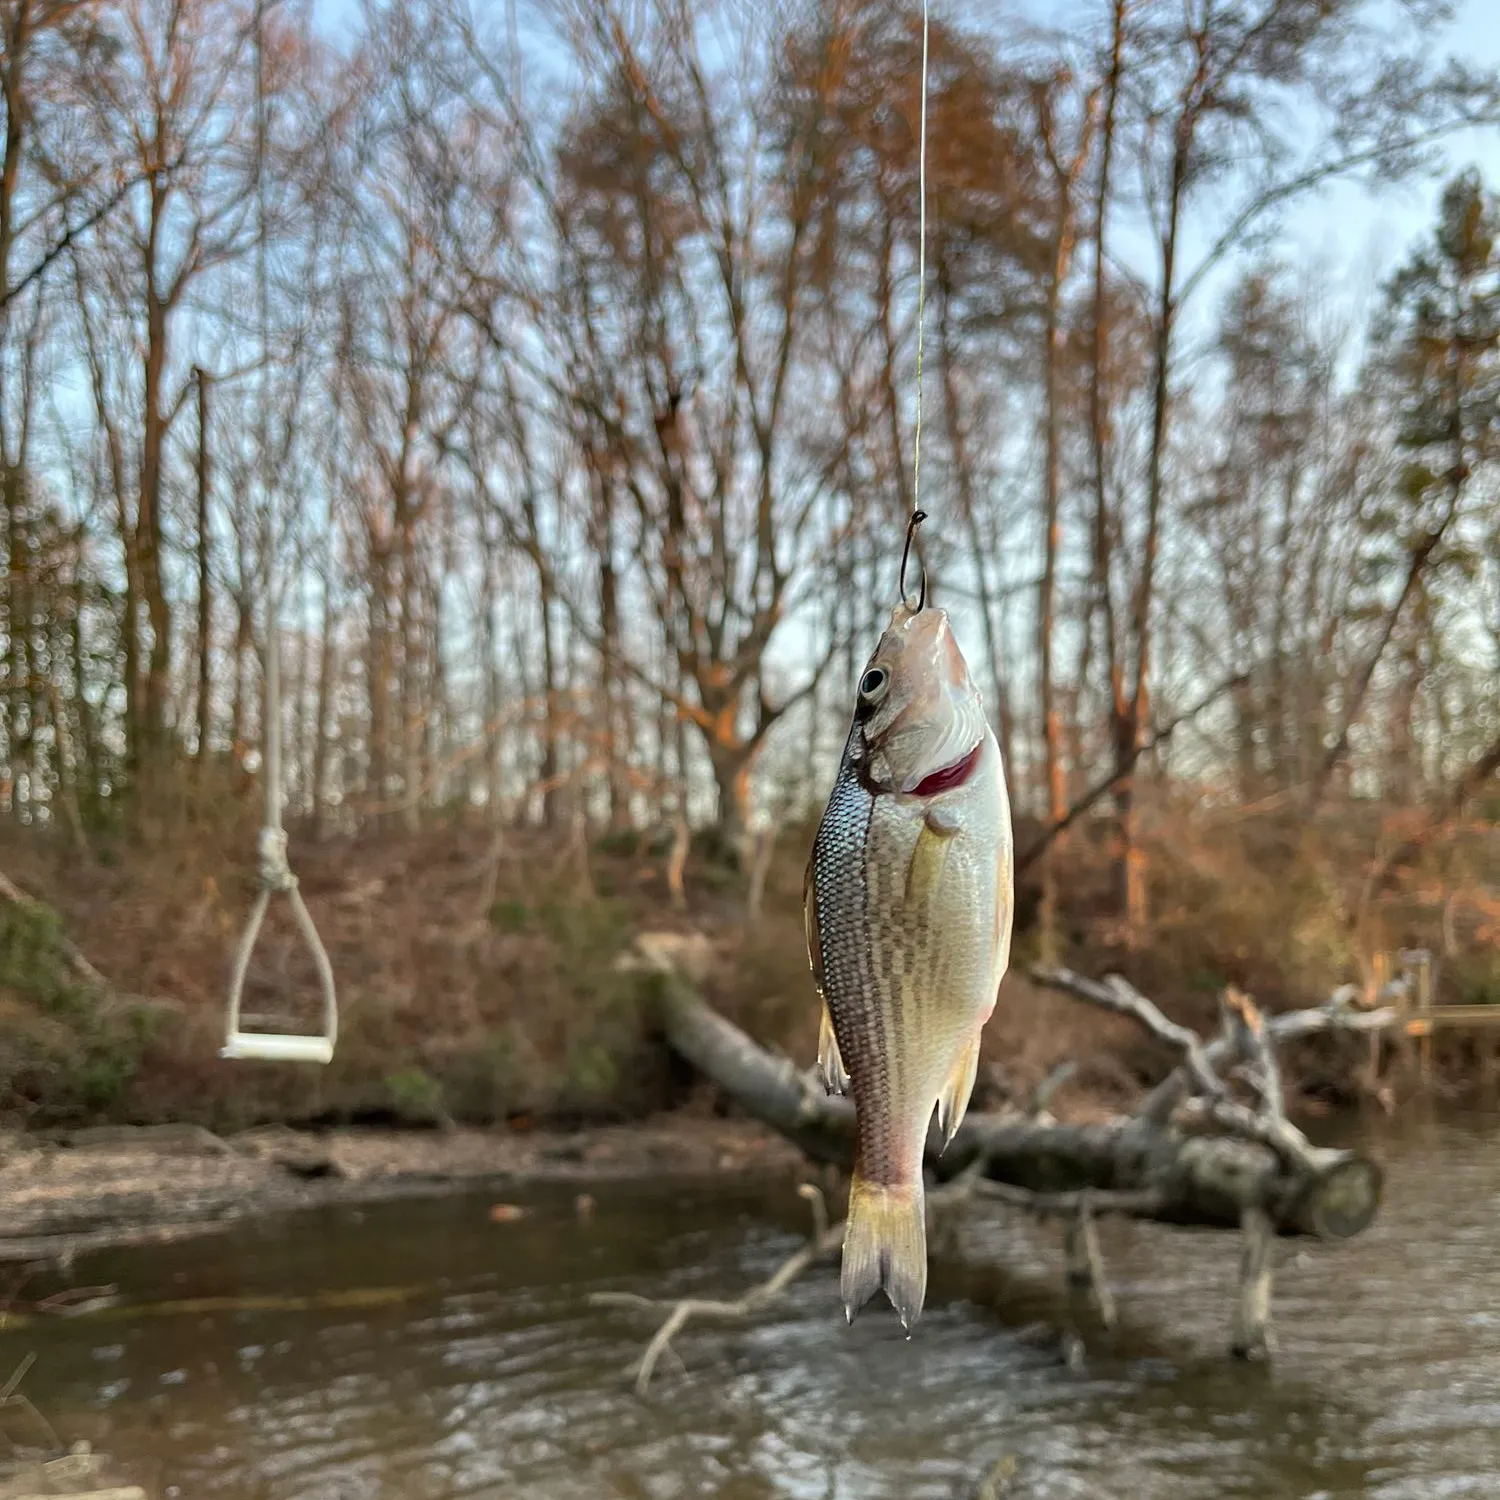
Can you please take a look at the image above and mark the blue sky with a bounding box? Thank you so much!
[1279,0,1500,306]
[307,0,1500,315]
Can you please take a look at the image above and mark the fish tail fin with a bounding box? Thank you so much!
[841,1172,927,1332]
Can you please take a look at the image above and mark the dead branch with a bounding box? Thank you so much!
[0,1351,63,1457]
[1029,967,1226,1099]
[644,957,1390,1240]
[591,1184,843,1395]
[1138,984,1399,1127]
[1026,1060,1077,1118]
[974,1183,1164,1217]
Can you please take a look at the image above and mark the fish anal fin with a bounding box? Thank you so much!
[935,1031,981,1149]
[842,1174,927,1332]
[818,1000,849,1095]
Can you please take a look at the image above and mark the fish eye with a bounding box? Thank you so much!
[859,666,890,704]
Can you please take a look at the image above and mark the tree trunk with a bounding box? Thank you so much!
[68,548,97,817]
[537,584,559,827]
[311,584,335,839]
[939,262,1015,805]
[195,368,212,764]
[1039,208,1074,963]
[0,14,29,799]
[482,555,503,818]
[597,469,631,833]
[366,546,390,819]
[708,741,752,857]
[138,268,173,789]
[1121,120,1188,939]
[4,463,27,808]
[1090,0,1131,929]
[398,517,422,832]
[230,591,253,757]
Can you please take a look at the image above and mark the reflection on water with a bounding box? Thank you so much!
[9,1112,1500,1499]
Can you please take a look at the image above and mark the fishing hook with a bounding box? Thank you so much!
[899,510,927,611]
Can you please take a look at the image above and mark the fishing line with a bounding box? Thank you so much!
[905,0,931,608]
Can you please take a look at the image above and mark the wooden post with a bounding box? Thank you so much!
[1231,1204,1275,1360]
[1063,1196,1116,1329]
[1370,949,1390,1084]
[1413,948,1433,1089]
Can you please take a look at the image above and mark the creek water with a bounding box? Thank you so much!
[8,1111,1500,1499]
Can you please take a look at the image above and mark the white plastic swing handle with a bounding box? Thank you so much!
[222,835,339,1065]
[221,1031,334,1064]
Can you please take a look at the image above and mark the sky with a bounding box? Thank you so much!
[307,0,1500,330]
[289,0,1500,781]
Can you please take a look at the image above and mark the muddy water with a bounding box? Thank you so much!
[9,1112,1500,1499]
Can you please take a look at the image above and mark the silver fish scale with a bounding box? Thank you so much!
[810,751,950,1188]
[809,755,875,1051]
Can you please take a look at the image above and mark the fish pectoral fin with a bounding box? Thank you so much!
[905,810,959,909]
[925,806,961,837]
[817,1001,850,1095]
[935,1032,982,1150]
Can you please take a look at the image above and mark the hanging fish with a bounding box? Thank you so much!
[803,546,1013,1331]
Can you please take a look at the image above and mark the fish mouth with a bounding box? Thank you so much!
[904,739,983,797]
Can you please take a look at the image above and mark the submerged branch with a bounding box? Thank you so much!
[591,1184,843,1394]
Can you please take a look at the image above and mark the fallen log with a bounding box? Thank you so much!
[601,936,1402,1379]
[652,963,1389,1240]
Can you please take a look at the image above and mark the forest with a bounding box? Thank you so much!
[0,0,1499,1126]
[3,4,1500,1496]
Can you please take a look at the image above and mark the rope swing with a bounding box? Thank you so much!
[221,0,339,1064]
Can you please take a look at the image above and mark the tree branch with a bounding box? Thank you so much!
[591,1183,843,1394]
[1015,671,1248,875]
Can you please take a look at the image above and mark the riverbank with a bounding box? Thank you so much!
[0,1117,805,1265]
[0,810,1445,1137]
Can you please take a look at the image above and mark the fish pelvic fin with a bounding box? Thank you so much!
[817,1000,849,1095]
[936,1031,981,1150]
[841,1174,927,1332]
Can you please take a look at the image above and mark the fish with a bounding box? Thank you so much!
[803,596,1013,1331]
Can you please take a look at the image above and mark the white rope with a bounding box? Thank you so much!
[223,0,337,1063]
[911,0,930,517]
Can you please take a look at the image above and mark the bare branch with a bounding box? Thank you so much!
[1016,671,1248,875]
[591,1182,843,1394]
[1028,966,1227,1100]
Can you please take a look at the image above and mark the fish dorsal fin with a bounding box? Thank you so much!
[803,851,848,1094]
[802,846,826,999]
[817,999,849,1095]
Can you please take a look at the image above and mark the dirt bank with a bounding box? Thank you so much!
[0,1116,804,1264]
